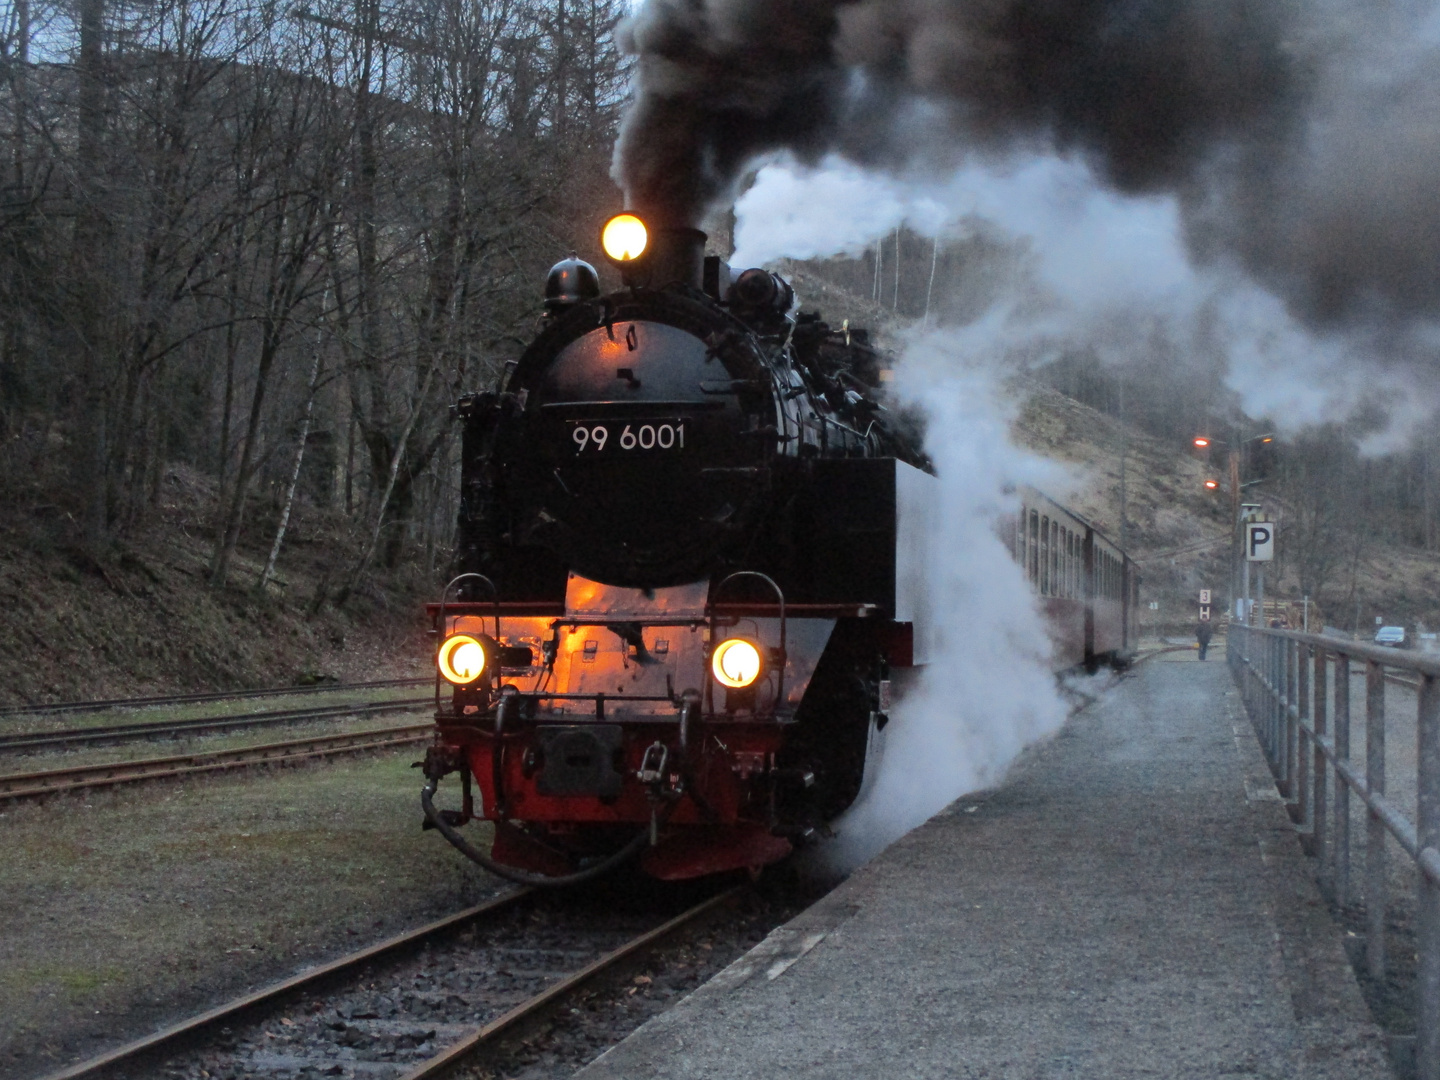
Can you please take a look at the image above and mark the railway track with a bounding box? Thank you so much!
[0,676,430,718]
[0,697,433,753]
[0,722,433,801]
[39,885,743,1080]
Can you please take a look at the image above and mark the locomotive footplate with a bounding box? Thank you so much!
[533,724,625,798]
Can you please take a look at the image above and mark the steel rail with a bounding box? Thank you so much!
[0,723,433,801]
[398,885,743,1080]
[33,888,533,1080]
[0,676,430,718]
[34,884,740,1080]
[0,697,432,752]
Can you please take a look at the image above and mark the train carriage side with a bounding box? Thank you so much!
[1009,488,1138,671]
[1089,530,1132,664]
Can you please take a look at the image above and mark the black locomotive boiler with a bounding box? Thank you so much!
[419,213,939,885]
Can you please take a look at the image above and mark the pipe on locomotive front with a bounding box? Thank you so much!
[421,777,662,887]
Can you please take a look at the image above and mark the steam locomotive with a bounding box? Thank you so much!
[419,214,1136,886]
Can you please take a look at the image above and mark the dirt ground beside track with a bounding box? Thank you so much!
[0,749,503,1080]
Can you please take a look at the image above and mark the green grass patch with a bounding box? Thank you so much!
[0,748,500,1075]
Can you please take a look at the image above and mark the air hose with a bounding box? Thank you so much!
[421,778,656,888]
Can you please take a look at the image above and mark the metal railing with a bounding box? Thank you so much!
[1228,624,1440,1079]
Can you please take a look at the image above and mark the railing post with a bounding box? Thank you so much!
[1296,642,1307,806]
[1276,637,1285,769]
[1297,641,1310,829]
[1265,635,1275,762]
[1336,651,1352,908]
[1312,644,1328,883]
[1418,673,1440,1080]
[1366,658,1387,983]
[1279,638,1287,788]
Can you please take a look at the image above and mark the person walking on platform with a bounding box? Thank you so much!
[1196,620,1214,661]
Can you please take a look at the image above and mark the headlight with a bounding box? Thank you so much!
[601,213,648,263]
[711,638,762,689]
[438,634,487,685]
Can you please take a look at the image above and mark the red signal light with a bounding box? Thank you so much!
[1193,437,1211,448]
[1203,479,1219,490]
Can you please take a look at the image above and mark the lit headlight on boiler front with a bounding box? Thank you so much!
[600,213,649,264]
[711,638,762,689]
[437,634,487,685]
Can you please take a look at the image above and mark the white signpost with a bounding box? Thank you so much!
[1246,522,1275,562]
[1245,522,1275,626]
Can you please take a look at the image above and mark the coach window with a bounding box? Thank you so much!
[1065,531,1074,598]
[1042,520,1051,596]
[1055,523,1063,597]
[1048,520,1057,597]
[1016,514,1025,565]
[1029,510,1040,588]
[1061,531,1069,598]
[1070,533,1079,598]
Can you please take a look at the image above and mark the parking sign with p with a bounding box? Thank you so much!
[1247,522,1275,562]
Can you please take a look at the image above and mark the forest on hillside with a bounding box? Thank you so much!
[0,0,628,604]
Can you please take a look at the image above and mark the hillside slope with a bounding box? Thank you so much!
[0,465,428,707]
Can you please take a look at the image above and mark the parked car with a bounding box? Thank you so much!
[1374,625,1408,648]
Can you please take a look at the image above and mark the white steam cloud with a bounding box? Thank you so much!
[731,123,1440,869]
[817,336,1071,870]
[732,153,1435,441]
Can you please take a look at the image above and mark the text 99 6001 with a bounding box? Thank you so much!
[569,420,688,454]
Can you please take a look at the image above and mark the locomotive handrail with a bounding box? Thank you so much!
[708,571,787,713]
[436,573,501,637]
[548,616,708,628]
[435,573,500,714]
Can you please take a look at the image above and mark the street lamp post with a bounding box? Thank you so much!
[1196,433,1274,627]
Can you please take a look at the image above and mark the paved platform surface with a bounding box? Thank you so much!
[579,662,1391,1079]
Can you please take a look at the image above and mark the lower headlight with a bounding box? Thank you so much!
[711,638,762,689]
[438,634,487,685]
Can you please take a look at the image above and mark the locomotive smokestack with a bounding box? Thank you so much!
[646,226,707,290]
[600,212,708,290]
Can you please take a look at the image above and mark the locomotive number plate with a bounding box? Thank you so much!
[568,420,690,454]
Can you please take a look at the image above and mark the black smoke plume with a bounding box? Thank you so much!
[615,0,1295,224]
[614,0,1440,330]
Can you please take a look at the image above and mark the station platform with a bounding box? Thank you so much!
[578,661,1391,1079]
